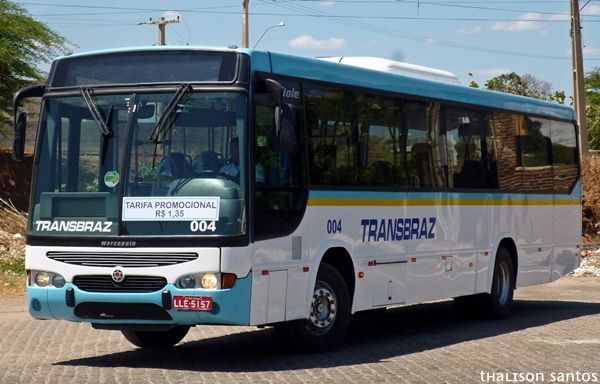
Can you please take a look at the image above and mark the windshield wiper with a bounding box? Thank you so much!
[148,84,192,143]
[80,87,112,136]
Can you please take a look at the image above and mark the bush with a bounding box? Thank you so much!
[582,154,600,238]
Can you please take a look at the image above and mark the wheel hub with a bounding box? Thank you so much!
[309,285,337,329]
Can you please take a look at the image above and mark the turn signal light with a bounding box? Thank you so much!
[221,273,237,289]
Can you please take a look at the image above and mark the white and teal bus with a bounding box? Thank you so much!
[13,47,581,352]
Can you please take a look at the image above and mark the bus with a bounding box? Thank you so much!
[12,46,581,352]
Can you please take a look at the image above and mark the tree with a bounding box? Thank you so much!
[586,68,600,149]
[483,72,566,104]
[0,0,69,135]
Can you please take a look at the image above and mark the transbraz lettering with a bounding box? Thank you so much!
[360,217,436,242]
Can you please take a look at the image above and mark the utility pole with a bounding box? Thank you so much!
[242,0,249,48]
[138,16,180,45]
[571,0,588,155]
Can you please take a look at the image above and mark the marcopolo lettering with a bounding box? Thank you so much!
[360,217,436,242]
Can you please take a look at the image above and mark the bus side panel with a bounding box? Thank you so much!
[551,182,582,281]
[249,236,310,325]
[489,194,553,288]
[404,197,484,304]
[306,192,483,311]
[517,198,554,287]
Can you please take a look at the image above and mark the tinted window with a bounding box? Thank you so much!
[305,84,446,189]
[51,51,239,87]
[253,78,308,240]
[492,112,577,193]
[519,117,553,191]
[551,120,578,193]
[445,108,497,189]
[492,112,523,192]
[305,85,358,186]
[406,102,446,189]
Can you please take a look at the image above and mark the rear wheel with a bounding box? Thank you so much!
[121,325,190,349]
[482,246,515,318]
[281,263,351,352]
[454,246,515,318]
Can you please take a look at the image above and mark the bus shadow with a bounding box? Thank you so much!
[56,299,600,372]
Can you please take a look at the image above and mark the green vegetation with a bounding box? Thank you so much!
[586,68,600,150]
[469,72,566,104]
[0,0,69,134]
[0,257,24,275]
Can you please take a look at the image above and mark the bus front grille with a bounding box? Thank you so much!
[73,275,168,293]
[47,251,198,268]
[75,302,172,320]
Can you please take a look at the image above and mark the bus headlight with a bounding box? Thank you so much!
[175,272,236,289]
[201,273,218,290]
[52,274,66,288]
[179,274,196,289]
[34,272,51,287]
[32,271,67,288]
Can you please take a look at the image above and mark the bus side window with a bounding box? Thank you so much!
[253,98,308,240]
[444,108,487,189]
[518,116,553,191]
[550,120,578,193]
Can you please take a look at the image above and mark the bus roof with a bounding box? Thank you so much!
[51,46,575,121]
[318,56,461,85]
[257,50,575,122]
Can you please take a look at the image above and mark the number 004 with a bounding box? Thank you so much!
[326,219,342,234]
[190,220,217,232]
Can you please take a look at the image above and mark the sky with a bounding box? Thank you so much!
[14,0,600,98]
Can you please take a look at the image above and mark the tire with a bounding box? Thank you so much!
[121,325,190,349]
[482,246,515,318]
[281,263,351,352]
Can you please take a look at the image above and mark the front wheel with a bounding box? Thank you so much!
[280,263,351,352]
[121,325,190,349]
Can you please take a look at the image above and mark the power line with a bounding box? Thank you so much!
[19,1,600,61]
[267,0,600,60]
[30,10,600,22]
[21,1,600,18]
[279,0,600,18]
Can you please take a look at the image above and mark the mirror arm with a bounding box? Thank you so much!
[12,85,45,162]
[12,85,45,124]
[264,78,284,105]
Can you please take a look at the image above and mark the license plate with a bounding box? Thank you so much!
[172,295,213,311]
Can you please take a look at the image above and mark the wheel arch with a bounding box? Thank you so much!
[488,236,518,292]
[320,247,356,302]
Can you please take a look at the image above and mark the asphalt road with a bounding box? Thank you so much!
[1,276,599,384]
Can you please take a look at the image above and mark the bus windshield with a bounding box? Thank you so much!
[30,90,247,237]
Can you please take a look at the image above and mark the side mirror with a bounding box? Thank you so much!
[12,85,45,162]
[264,78,283,105]
[275,104,297,152]
[12,112,27,162]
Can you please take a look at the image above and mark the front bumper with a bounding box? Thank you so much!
[27,273,252,326]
